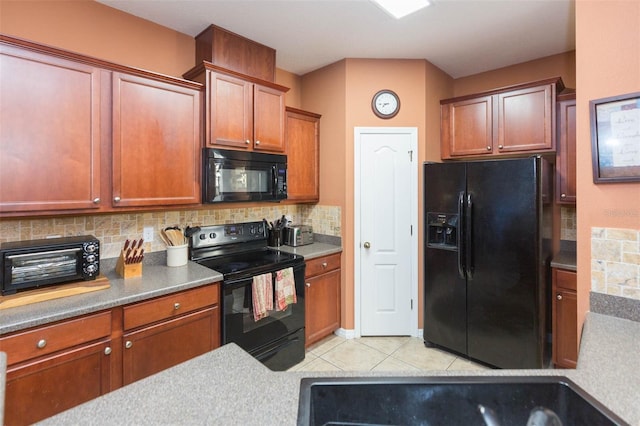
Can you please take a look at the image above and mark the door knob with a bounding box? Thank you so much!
[363,242,371,249]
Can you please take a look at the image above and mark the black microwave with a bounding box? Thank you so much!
[0,235,100,295]
[203,148,287,203]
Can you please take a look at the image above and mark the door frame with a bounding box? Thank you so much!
[353,126,419,337]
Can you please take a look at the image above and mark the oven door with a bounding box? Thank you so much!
[221,263,305,355]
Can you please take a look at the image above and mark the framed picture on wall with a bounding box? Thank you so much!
[590,91,640,183]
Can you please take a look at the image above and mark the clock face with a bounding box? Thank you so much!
[372,90,400,118]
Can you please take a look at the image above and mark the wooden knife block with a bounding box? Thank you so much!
[115,250,142,278]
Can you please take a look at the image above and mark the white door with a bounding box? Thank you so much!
[355,127,417,336]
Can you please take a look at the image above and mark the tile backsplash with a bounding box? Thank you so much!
[0,204,342,259]
[561,206,576,241]
[592,227,640,300]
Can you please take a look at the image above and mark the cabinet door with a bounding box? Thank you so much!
[497,84,554,153]
[112,73,201,207]
[206,71,253,149]
[122,307,219,385]
[4,340,111,426]
[305,269,341,347]
[552,269,578,368]
[0,44,102,213]
[253,84,286,152]
[444,96,493,158]
[556,97,577,203]
[286,108,320,201]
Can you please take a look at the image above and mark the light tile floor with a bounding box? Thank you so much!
[288,334,490,372]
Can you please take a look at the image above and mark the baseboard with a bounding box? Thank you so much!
[335,328,356,339]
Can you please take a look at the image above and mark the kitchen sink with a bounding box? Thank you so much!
[297,376,628,426]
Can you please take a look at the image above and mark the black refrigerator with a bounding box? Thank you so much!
[423,156,551,369]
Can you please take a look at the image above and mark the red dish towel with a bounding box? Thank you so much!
[252,272,273,321]
[275,267,297,311]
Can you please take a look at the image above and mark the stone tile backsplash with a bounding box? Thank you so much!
[0,204,342,259]
[592,227,640,300]
[561,206,576,241]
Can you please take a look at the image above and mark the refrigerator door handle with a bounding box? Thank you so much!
[465,193,474,280]
[457,191,466,279]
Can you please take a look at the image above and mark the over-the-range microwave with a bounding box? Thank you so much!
[203,148,287,203]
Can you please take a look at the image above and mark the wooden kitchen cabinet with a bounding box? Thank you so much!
[305,253,341,347]
[441,78,563,159]
[556,92,577,204]
[0,39,102,214]
[121,283,220,385]
[0,311,112,426]
[184,62,288,152]
[552,268,578,368]
[286,107,321,202]
[111,72,202,208]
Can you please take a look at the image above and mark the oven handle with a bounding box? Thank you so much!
[254,335,302,362]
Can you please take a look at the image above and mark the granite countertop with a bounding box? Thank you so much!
[37,312,640,426]
[0,252,222,335]
[274,242,342,259]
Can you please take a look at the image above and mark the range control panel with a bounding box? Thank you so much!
[190,221,267,250]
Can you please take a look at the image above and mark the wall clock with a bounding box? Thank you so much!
[372,89,400,119]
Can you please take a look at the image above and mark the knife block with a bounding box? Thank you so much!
[115,250,142,278]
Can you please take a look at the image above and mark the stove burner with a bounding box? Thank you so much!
[226,262,250,273]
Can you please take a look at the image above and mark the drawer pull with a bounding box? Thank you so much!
[36,339,47,349]
[125,340,133,349]
[174,302,181,310]
[322,262,328,268]
[104,347,112,355]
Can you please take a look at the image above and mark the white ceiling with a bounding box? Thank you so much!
[96,0,576,78]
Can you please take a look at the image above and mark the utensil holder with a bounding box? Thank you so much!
[115,251,142,278]
[268,229,283,247]
[166,244,188,267]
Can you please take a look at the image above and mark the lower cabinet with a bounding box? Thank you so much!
[305,253,341,347]
[0,312,113,426]
[552,268,578,368]
[0,283,220,424]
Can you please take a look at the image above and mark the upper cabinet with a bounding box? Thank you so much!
[184,63,288,153]
[111,72,201,208]
[441,77,564,160]
[0,35,203,217]
[285,107,321,202]
[556,91,577,204]
[0,42,103,213]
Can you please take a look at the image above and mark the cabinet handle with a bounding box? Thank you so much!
[245,139,251,144]
[114,196,121,203]
[561,193,567,199]
[93,197,101,204]
[498,145,504,149]
[305,282,311,287]
[556,294,563,300]
[36,339,47,349]
[255,140,261,145]
[104,347,112,355]
[174,302,181,310]
[322,262,328,268]
[125,340,133,349]
[486,146,492,151]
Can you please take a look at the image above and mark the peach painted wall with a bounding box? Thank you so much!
[575,1,640,336]
[0,0,194,77]
[453,51,576,96]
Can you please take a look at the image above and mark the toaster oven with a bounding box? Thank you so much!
[0,235,100,295]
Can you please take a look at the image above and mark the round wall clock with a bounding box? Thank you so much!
[372,89,400,119]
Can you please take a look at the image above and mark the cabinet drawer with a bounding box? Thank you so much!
[305,253,341,277]
[123,284,219,331]
[0,311,111,365]
[555,268,577,291]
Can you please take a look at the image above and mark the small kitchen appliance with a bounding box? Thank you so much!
[202,148,287,203]
[284,225,314,247]
[189,221,305,371]
[0,235,100,295]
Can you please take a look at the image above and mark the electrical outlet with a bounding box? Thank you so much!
[143,226,154,242]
